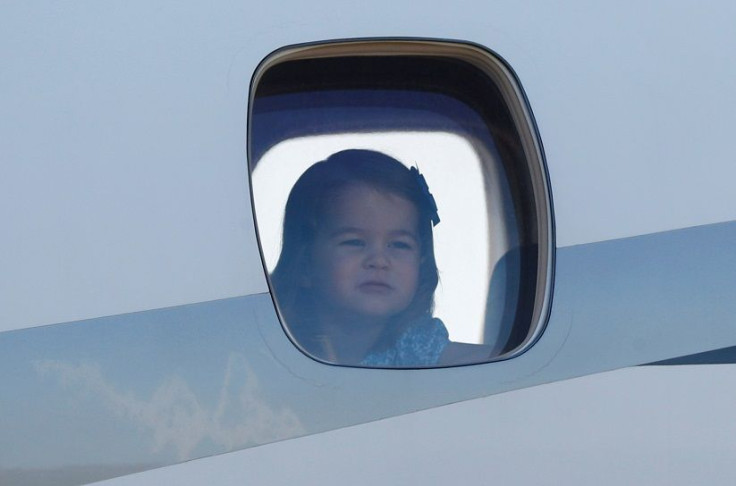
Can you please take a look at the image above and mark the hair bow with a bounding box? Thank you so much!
[410,166,440,227]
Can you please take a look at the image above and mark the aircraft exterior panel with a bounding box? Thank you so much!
[2,222,735,484]
[1,1,735,485]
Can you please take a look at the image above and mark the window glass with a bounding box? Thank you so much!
[254,131,495,345]
[249,41,553,368]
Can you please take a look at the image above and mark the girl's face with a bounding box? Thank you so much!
[309,183,421,324]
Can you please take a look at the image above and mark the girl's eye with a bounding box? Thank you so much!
[390,241,414,251]
[339,239,365,247]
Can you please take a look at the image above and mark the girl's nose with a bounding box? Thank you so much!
[364,247,390,269]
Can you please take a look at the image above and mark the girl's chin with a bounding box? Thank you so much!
[314,300,409,326]
[322,310,395,327]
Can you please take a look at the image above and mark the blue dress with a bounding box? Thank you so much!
[360,317,450,367]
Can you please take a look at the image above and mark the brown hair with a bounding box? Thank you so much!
[270,149,440,346]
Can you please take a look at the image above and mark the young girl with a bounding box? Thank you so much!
[270,149,451,367]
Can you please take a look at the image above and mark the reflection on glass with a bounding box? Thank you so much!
[270,149,489,367]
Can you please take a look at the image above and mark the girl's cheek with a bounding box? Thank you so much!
[397,250,421,264]
[329,252,358,273]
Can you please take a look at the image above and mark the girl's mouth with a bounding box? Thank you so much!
[359,281,393,294]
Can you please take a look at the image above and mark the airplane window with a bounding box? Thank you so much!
[248,40,553,368]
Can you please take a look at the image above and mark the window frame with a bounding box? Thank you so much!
[247,38,555,366]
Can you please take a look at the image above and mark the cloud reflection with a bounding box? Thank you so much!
[34,354,305,461]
